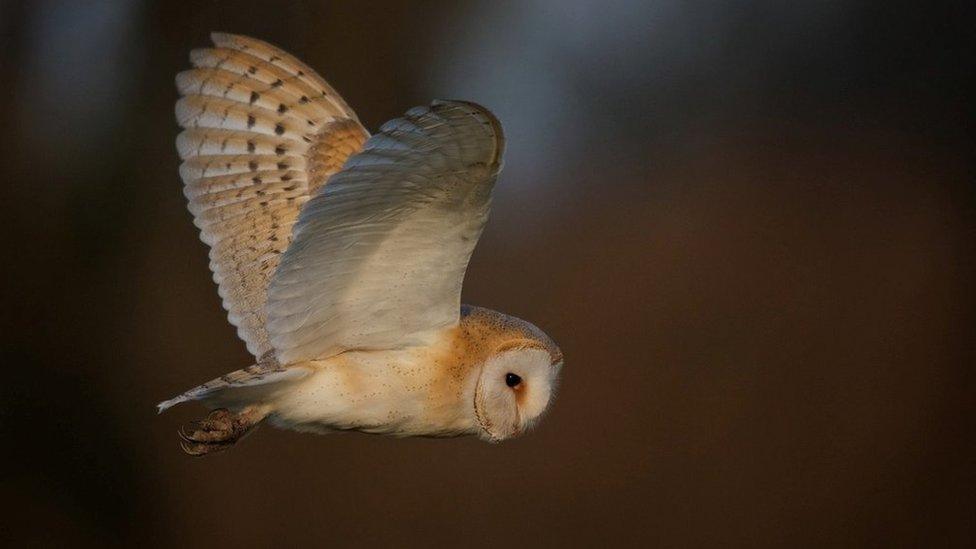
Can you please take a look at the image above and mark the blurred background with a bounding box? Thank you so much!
[1,0,973,546]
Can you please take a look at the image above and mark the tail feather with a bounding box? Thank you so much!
[157,362,308,413]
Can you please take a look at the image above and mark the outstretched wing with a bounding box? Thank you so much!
[267,100,504,364]
[175,32,368,359]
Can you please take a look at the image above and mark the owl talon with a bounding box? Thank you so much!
[180,438,231,457]
[177,408,263,456]
[178,427,193,443]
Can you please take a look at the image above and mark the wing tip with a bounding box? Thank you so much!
[430,99,505,167]
[209,32,280,58]
[209,31,236,46]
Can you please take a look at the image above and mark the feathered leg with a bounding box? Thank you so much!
[179,407,267,456]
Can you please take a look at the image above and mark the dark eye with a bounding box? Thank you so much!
[505,373,522,388]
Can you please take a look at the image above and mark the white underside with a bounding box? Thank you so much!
[209,345,480,438]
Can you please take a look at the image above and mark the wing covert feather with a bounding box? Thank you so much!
[267,101,504,364]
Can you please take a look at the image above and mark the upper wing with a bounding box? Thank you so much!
[175,32,369,359]
[266,100,504,364]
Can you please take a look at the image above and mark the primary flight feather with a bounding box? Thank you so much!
[160,33,562,455]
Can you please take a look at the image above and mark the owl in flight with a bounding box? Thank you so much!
[158,33,563,455]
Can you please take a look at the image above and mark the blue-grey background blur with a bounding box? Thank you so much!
[1,1,972,546]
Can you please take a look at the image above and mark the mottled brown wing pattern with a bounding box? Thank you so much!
[175,32,369,358]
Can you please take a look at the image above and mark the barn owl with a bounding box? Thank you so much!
[157,33,563,455]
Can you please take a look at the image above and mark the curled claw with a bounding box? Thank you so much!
[180,438,209,457]
[178,427,193,443]
[178,423,212,443]
[179,435,230,457]
[176,408,261,456]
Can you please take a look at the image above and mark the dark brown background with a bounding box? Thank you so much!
[1,1,973,546]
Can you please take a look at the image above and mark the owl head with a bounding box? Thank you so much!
[465,307,563,442]
[474,343,563,441]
